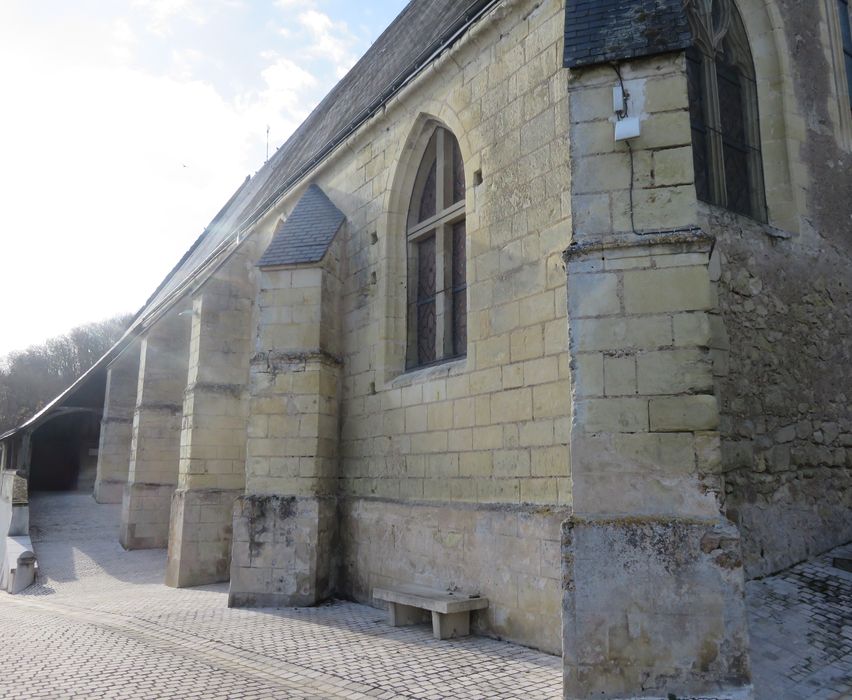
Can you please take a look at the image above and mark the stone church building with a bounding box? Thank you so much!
[2,0,851,697]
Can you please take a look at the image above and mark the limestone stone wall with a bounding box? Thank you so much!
[230,0,571,649]
[121,309,191,550]
[338,497,567,654]
[166,247,255,587]
[562,47,752,697]
[330,0,570,652]
[229,495,336,608]
[326,0,571,507]
[95,344,140,503]
[230,230,344,607]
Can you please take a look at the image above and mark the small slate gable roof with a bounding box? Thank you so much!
[257,185,345,268]
[563,0,693,69]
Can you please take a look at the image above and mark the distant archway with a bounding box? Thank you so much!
[29,409,101,492]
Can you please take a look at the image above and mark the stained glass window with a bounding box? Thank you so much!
[686,0,766,221]
[416,235,437,365]
[840,0,852,110]
[406,127,467,369]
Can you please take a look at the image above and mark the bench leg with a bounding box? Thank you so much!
[431,610,470,639]
[389,602,423,626]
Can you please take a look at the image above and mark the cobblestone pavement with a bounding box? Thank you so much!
[0,493,562,700]
[2,494,851,699]
[746,542,852,700]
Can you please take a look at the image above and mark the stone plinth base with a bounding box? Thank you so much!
[340,497,568,654]
[166,488,239,588]
[228,495,336,608]
[94,478,125,504]
[120,482,175,550]
[562,516,753,700]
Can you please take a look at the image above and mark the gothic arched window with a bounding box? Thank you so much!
[686,0,767,220]
[839,0,852,110]
[406,126,466,369]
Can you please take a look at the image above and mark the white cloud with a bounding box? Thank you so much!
[274,0,314,9]
[0,0,382,356]
[0,28,322,355]
[132,0,209,35]
[235,55,319,156]
[110,18,138,63]
[298,10,358,77]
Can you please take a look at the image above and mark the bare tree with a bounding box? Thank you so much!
[0,313,133,433]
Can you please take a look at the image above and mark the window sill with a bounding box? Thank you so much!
[697,202,794,241]
[389,356,468,390]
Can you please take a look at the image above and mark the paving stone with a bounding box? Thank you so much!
[2,493,850,699]
[0,493,563,700]
[747,541,852,700]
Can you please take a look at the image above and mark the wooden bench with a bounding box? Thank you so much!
[373,584,488,639]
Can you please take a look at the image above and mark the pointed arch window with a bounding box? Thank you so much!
[686,0,767,221]
[406,127,466,369]
[839,0,852,110]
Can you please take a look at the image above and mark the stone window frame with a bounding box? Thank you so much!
[405,126,467,370]
[686,0,768,222]
[839,0,852,109]
[827,0,852,149]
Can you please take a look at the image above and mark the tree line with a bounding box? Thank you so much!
[0,314,133,434]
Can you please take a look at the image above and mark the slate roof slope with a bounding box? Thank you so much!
[134,0,496,326]
[257,185,345,267]
[563,0,693,69]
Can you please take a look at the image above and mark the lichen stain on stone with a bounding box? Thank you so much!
[276,496,296,520]
[697,638,720,673]
[622,520,696,574]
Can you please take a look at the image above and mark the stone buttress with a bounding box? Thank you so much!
[165,247,254,588]
[120,308,190,550]
[561,55,752,698]
[94,343,140,503]
[228,186,345,608]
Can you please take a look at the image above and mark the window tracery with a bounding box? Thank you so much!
[685,0,767,220]
[839,0,852,111]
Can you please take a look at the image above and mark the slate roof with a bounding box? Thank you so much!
[257,185,345,267]
[133,0,498,326]
[563,0,693,69]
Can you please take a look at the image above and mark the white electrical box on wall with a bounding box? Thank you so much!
[615,116,641,141]
[613,85,626,114]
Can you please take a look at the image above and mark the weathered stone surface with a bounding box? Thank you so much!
[119,482,176,550]
[228,494,337,608]
[562,516,752,699]
[95,344,140,504]
[166,488,239,588]
[709,209,852,578]
[339,497,567,654]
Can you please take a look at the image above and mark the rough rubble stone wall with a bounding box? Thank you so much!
[705,0,852,579]
[709,210,852,578]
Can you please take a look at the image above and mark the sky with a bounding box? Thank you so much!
[0,0,408,358]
